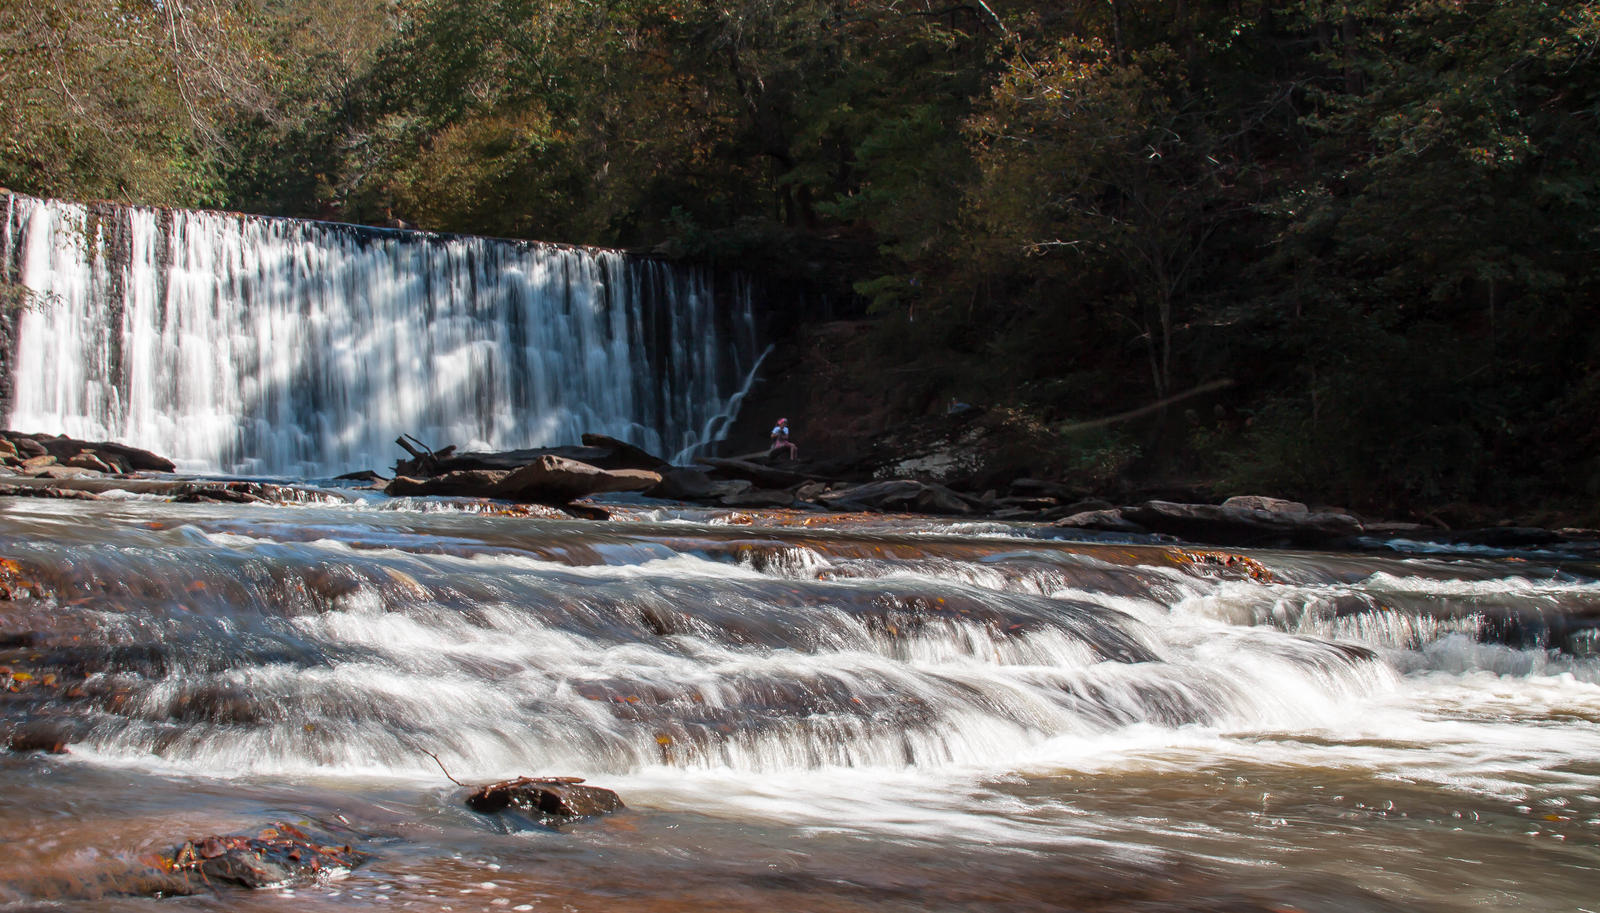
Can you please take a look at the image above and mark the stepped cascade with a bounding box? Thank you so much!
[1,193,760,475]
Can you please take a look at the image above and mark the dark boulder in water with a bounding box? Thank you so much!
[151,822,367,890]
[4,720,71,754]
[465,776,624,825]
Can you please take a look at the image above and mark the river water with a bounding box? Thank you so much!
[2,491,1598,911]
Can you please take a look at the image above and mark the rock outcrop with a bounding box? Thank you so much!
[0,431,176,477]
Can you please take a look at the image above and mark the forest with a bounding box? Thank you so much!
[2,0,1598,522]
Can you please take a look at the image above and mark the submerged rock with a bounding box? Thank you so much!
[151,822,367,890]
[465,776,625,825]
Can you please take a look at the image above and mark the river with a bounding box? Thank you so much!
[1,489,1597,911]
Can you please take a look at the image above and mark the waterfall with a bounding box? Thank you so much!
[0,194,760,475]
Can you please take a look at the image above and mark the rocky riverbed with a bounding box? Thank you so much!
[2,428,1597,558]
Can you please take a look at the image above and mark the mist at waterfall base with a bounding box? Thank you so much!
[2,194,760,474]
[2,492,1598,912]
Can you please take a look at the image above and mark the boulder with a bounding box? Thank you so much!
[5,721,71,754]
[708,479,754,498]
[385,470,510,498]
[816,479,926,510]
[793,480,830,503]
[916,484,975,515]
[1121,500,1363,548]
[154,822,367,890]
[580,434,671,471]
[647,467,721,501]
[0,439,17,463]
[493,455,661,504]
[3,435,47,459]
[395,444,605,478]
[334,469,388,483]
[1053,508,1149,534]
[815,479,976,515]
[1220,495,1308,514]
[20,455,57,473]
[701,457,816,490]
[465,776,624,825]
[25,434,175,472]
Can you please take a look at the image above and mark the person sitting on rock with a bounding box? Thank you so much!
[770,418,798,460]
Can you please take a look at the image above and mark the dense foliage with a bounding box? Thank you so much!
[3,0,1597,518]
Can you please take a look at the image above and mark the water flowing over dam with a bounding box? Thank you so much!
[2,494,1599,911]
[0,193,761,475]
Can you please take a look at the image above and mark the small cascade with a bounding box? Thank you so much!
[1,194,761,475]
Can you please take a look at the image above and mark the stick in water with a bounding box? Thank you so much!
[423,749,469,787]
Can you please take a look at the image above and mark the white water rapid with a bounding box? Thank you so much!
[1,193,760,475]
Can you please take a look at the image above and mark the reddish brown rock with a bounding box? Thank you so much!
[153,822,367,890]
[465,776,625,824]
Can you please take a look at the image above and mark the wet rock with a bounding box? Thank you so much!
[647,467,721,501]
[0,483,103,501]
[580,433,671,471]
[334,469,388,483]
[1121,499,1363,548]
[63,451,116,474]
[385,469,510,498]
[494,455,661,503]
[793,480,830,502]
[4,435,47,459]
[4,720,71,753]
[1053,508,1148,534]
[710,478,754,498]
[465,776,625,825]
[19,454,57,473]
[559,502,613,521]
[1,432,175,473]
[394,442,607,477]
[172,482,268,504]
[35,465,104,481]
[1172,548,1276,584]
[815,479,976,515]
[1220,495,1308,514]
[154,822,367,890]
[701,457,818,490]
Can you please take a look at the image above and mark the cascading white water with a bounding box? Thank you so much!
[1,194,760,475]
